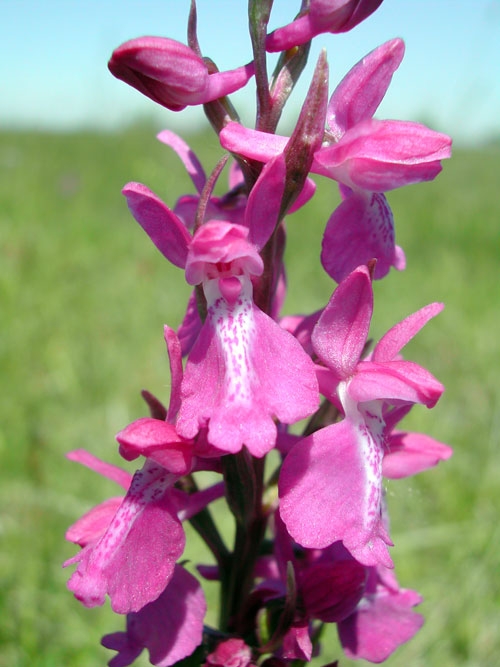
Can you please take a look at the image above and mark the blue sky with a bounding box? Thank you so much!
[2,0,499,144]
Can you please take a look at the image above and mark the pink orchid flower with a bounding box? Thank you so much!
[151,130,314,356]
[123,157,319,458]
[220,39,452,282]
[338,562,424,662]
[64,448,221,617]
[102,564,206,667]
[279,265,445,567]
[108,36,254,111]
[64,455,186,614]
[64,337,222,615]
[266,0,384,52]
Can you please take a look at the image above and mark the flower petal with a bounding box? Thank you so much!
[122,182,191,268]
[338,577,423,662]
[66,464,185,613]
[321,190,404,282]
[116,418,192,475]
[66,449,132,490]
[350,360,444,408]
[372,302,444,362]
[177,278,318,457]
[279,419,392,567]
[157,129,206,194]
[312,265,373,379]
[327,38,405,137]
[101,565,205,667]
[245,155,286,249]
[219,122,287,162]
[301,560,367,622]
[66,497,123,548]
[314,119,452,191]
[184,221,263,286]
[383,430,453,479]
[164,326,184,421]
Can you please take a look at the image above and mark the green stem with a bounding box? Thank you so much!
[219,455,268,633]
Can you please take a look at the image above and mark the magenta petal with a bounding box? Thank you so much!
[66,497,123,548]
[312,265,373,378]
[205,638,254,667]
[309,0,384,34]
[108,37,209,110]
[178,482,226,522]
[101,565,205,667]
[279,420,392,567]
[383,431,453,479]
[157,129,206,194]
[177,283,318,457]
[282,622,312,661]
[116,418,192,475]
[373,302,444,362]
[301,560,367,622]
[66,464,185,613]
[266,0,383,52]
[219,122,287,162]
[266,13,315,52]
[321,191,402,282]
[164,326,184,421]
[327,39,405,137]
[185,221,263,285]
[338,584,424,662]
[104,632,142,667]
[350,360,444,407]
[245,155,286,249]
[288,176,317,213]
[66,449,132,490]
[315,119,452,191]
[177,291,203,356]
[203,62,255,103]
[122,182,191,268]
[109,37,253,110]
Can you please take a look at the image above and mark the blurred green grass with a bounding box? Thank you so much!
[0,125,499,666]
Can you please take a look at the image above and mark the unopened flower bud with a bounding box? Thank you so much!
[267,0,384,52]
[109,36,254,111]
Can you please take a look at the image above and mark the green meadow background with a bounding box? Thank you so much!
[1,124,499,666]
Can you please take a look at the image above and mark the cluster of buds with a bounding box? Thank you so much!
[65,1,453,665]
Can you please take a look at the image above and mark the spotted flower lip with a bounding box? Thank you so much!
[175,269,319,457]
[108,36,255,111]
[64,460,186,614]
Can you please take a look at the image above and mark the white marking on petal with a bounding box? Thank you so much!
[339,384,385,525]
[91,463,174,565]
[204,276,256,407]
